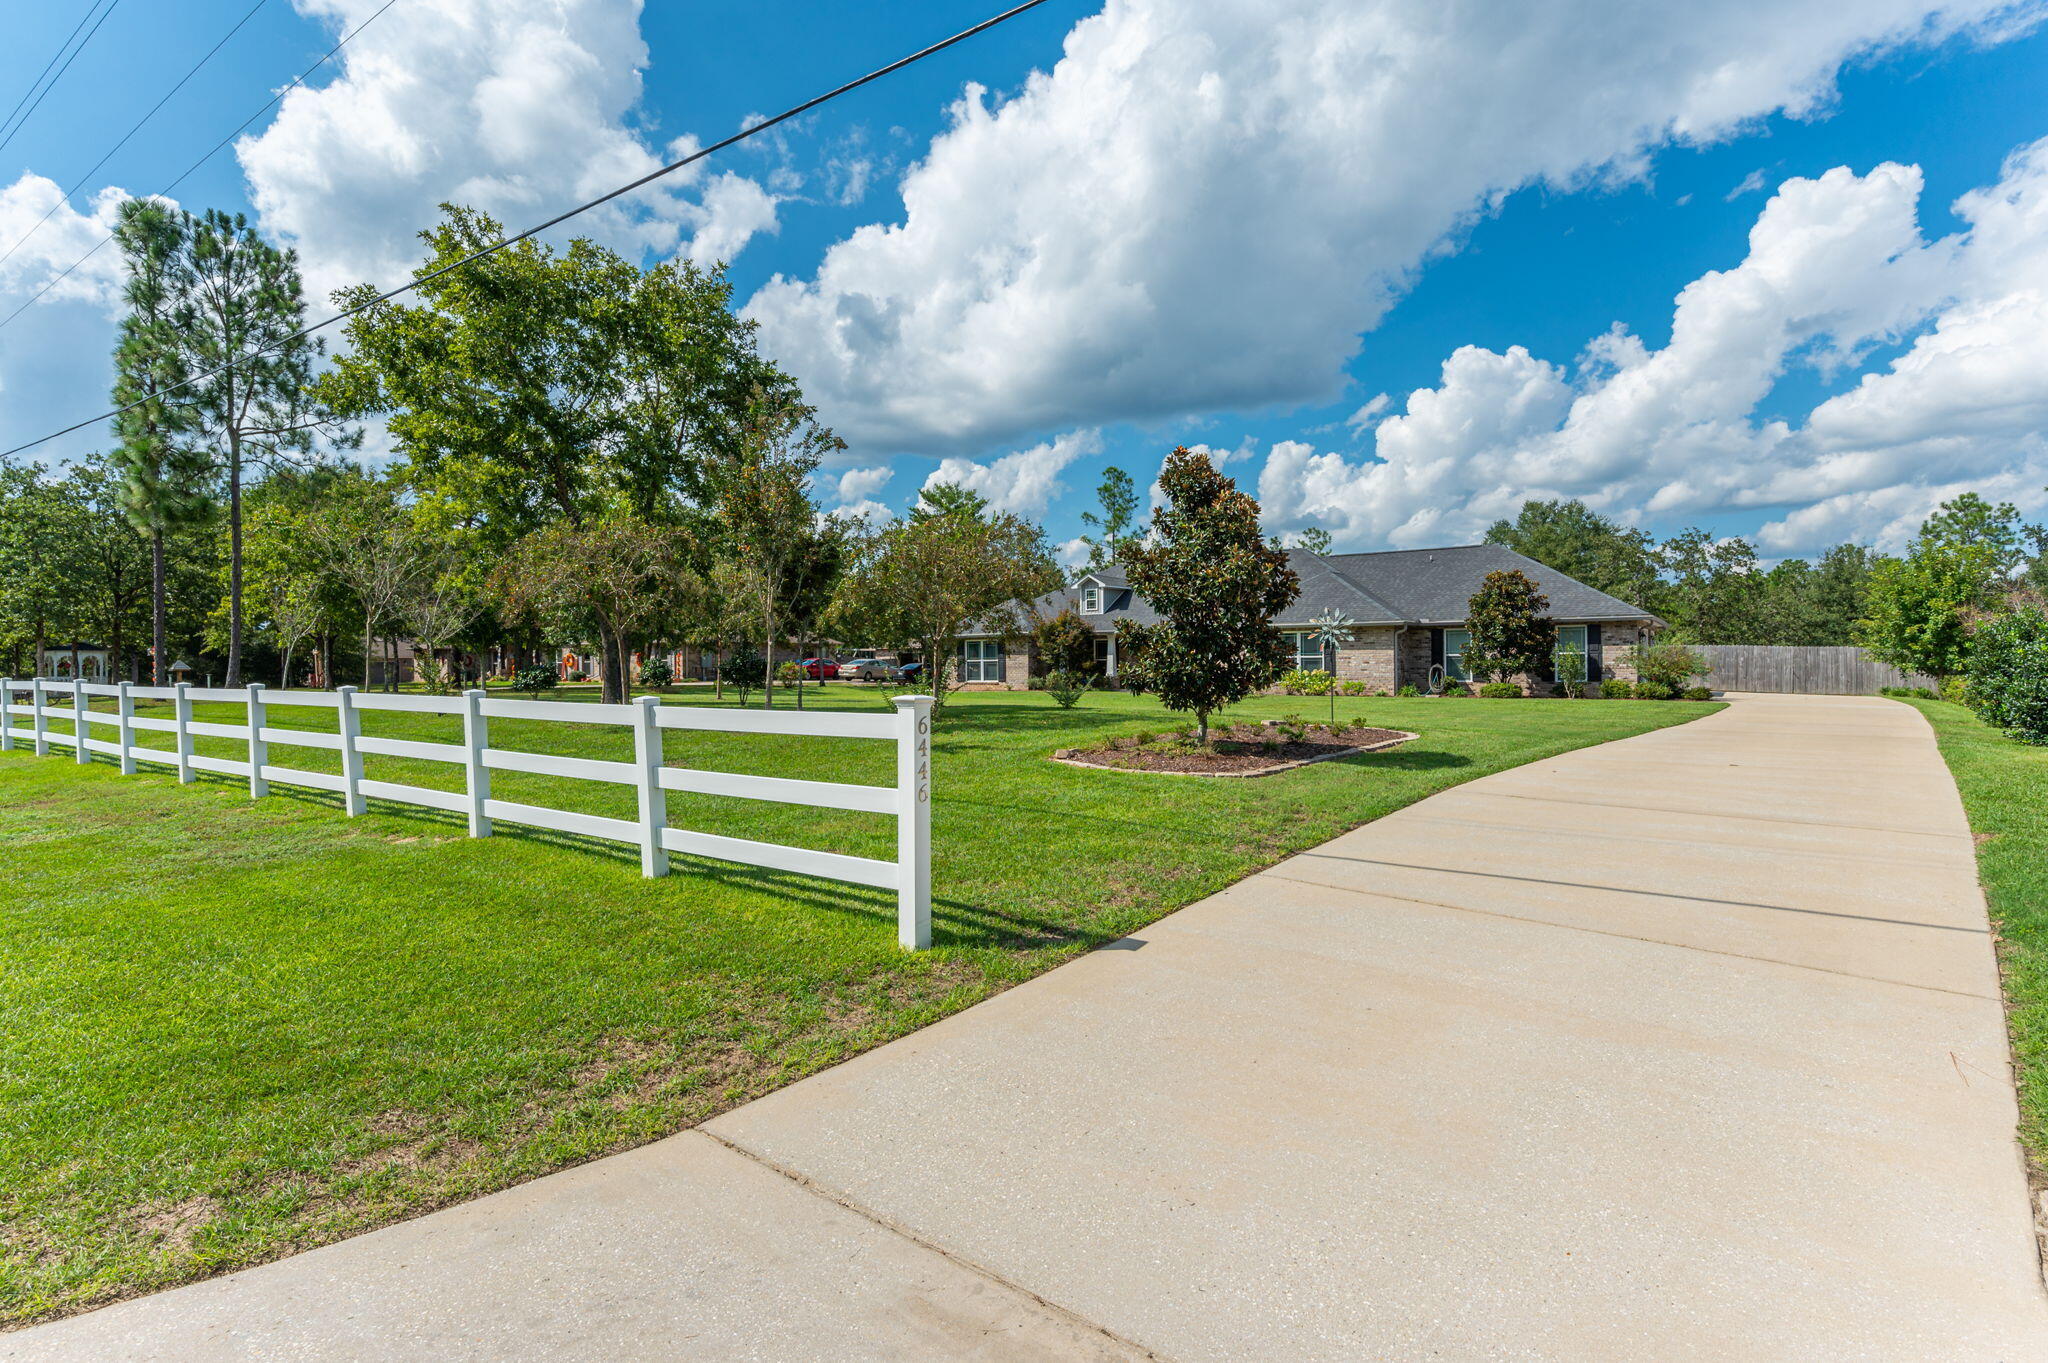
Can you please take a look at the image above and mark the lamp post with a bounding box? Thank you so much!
[1306,609,1355,728]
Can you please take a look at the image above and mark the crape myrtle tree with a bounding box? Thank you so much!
[1461,569,1556,686]
[837,483,1061,712]
[491,517,708,703]
[180,208,354,685]
[1113,447,1300,743]
[109,199,212,684]
[705,390,845,709]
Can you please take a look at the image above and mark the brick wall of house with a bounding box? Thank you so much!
[1331,626,1401,692]
[1599,622,1645,683]
[1396,627,1433,692]
[1004,642,1032,690]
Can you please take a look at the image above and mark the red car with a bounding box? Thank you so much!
[801,657,840,679]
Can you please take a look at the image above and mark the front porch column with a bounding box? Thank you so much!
[1106,636,1117,679]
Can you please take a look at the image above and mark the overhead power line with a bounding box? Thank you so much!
[0,1,112,143]
[0,0,272,271]
[0,0,1053,461]
[0,0,399,335]
[0,0,125,158]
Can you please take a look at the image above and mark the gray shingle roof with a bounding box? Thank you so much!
[968,543,1656,636]
[1320,544,1656,624]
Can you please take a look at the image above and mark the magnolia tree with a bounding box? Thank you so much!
[1114,447,1299,743]
[1462,569,1556,686]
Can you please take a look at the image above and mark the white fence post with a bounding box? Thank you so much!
[246,682,269,797]
[173,682,194,782]
[336,685,365,815]
[117,681,137,774]
[71,678,89,764]
[893,694,933,950]
[632,695,669,878]
[32,678,49,756]
[0,678,11,752]
[462,688,491,837]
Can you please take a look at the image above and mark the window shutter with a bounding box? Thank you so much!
[1430,629,1444,669]
[1585,624,1603,682]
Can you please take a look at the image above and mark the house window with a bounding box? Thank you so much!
[960,638,1002,683]
[1080,585,1103,614]
[1282,631,1329,672]
[1443,628,1471,682]
[1552,625,1588,683]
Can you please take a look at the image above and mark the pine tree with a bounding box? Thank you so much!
[180,209,346,685]
[109,199,211,685]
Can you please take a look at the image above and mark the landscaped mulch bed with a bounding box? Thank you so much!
[1053,721,1413,777]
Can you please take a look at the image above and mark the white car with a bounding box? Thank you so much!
[839,657,899,682]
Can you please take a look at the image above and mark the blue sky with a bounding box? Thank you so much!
[3,0,2046,563]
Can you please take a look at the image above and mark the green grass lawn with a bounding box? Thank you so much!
[0,685,1716,1325]
[1904,699,2048,1176]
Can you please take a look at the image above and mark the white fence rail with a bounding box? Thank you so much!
[0,677,936,949]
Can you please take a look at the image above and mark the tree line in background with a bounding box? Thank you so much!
[0,200,1064,710]
[1483,493,2048,650]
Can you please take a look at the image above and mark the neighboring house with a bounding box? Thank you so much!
[960,545,1662,692]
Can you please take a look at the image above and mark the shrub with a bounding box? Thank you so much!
[1683,686,1714,701]
[1397,684,1422,698]
[1280,668,1334,696]
[1879,685,1937,700]
[1045,670,1089,709]
[1939,674,1971,705]
[1033,608,1097,677]
[1965,606,2048,743]
[1340,679,1368,696]
[724,654,767,705]
[775,661,806,685]
[1478,681,1522,698]
[1599,678,1632,699]
[1633,681,1675,700]
[1628,640,1709,692]
[638,657,673,690]
[511,666,557,699]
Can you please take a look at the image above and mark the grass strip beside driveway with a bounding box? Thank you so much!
[1906,698,2048,1175]
[0,688,1715,1326]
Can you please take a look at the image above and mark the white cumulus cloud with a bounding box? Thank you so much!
[921,428,1102,516]
[747,0,2032,454]
[1249,144,2048,556]
[237,0,779,306]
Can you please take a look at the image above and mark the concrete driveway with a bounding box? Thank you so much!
[9,694,2044,1361]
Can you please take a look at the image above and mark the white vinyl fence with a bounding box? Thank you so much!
[0,677,936,949]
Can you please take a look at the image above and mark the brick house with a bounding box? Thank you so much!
[956,545,1662,692]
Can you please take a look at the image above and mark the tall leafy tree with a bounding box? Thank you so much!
[1114,447,1299,743]
[1485,499,1661,607]
[66,460,154,682]
[180,208,348,684]
[1078,466,1144,570]
[0,464,90,675]
[1657,528,1761,642]
[109,199,211,684]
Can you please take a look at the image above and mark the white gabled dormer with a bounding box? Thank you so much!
[1078,578,1104,614]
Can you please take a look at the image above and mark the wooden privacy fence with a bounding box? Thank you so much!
[0,677,936,949]
[1693,645,1937,696]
